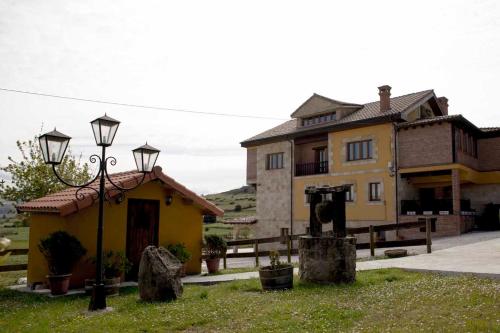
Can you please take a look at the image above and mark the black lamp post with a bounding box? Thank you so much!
[38,114,160,311]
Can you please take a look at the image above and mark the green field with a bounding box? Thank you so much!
[0,269,498,332]
[203,186,256,240]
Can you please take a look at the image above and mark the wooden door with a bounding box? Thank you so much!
[126,199,160,280]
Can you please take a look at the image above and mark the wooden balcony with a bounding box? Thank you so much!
[295,161,328,177]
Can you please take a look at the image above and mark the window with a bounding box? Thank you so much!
[347,140,373,161]
[345,184,354,202]
[455,128,462,150]
[302,112,337,127]
[369,182,381,201]
[266,152,284,170]
[314,147,328,173]
[455,127,477,158]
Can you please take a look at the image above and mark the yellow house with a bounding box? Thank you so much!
[17,166,223,288]
[242,85,500,243]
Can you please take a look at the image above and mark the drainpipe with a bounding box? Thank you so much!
[393,123,400,236]
[288,139,294,241]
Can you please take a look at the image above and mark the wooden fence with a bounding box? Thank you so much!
[0,220,432,273]
[0,248,28,272]
[218,219,432,269]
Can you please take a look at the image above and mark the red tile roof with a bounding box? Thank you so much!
[222,216,258,225]
[241,90,435,146]
[16,166,224,217]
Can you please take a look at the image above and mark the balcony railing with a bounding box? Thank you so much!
[401,199,472,215]
[295,161,328,177]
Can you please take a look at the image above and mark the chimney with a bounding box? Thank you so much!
[378,85,391,112]
[437,97,448,115]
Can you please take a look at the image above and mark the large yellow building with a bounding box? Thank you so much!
[17,166,223,288]
[242,85,500,243]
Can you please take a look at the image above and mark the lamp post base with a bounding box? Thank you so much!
[88,283,107,311]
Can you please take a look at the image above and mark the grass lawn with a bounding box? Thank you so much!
[0,269,498,332]
[0,270,26,287]
[0,226,29,249]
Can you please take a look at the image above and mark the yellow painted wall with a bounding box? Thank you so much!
[27,181,204,287]
[400,163,500,185]
[293,123,396,224]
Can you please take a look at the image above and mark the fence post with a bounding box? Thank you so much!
[426,218,432,253]
[223,252,227,269]
[287,236,292,263]
[254,240,259,267]
[369,225,375,257]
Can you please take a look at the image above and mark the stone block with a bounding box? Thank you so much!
[298,236,356,284]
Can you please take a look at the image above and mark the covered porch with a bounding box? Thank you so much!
[398,166,476,238]
[294,134,329,177]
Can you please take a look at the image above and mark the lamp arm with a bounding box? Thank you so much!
[104,156,147,191]
[51,154,102,188]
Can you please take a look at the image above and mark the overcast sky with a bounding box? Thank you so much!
[1,0,499,194]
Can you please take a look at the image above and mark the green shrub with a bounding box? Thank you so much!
[234,204,242,212]
[38,231,86,275]
[203,234,227,259]
[89,251,131,278]
[166,243,192,263]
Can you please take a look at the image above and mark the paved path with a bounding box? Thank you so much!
[358,235,500,278]
[188,231,500,284]
[218,230,500,270]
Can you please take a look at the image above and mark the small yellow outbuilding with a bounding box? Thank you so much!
[17,166,223,288]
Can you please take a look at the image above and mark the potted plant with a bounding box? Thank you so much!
[85,250,131,296]
[259,251,293,291]
[38,231,86,295]
[203,234,227,274]
[166,243,192,277]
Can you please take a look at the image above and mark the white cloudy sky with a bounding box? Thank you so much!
[0,0,499,194]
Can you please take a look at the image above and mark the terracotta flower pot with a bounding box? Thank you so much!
[47,274,72,295]
[205,258,220,274]
[84,277,121,296]
[179,263,187,277]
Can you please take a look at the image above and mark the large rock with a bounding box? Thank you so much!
[138,246,183,301]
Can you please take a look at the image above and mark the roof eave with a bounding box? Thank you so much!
[241,113,401,147]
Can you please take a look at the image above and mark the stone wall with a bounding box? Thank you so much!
[398,123,453,168]
[397,215,461,239]
[246,148,257,185]
[298,236,356,284]
[461,183,500,212]
[478,136,500,171]
[254,141,292,249]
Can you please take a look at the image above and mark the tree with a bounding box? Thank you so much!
[0,137,93,202]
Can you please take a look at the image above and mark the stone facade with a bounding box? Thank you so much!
[254,141,292,248]
[246,148,257,184]
[461,183,500,212]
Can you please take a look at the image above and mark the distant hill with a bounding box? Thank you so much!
[217,185,256,196]
[204,186,256,222]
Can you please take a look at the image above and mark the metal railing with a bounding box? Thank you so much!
[295,161,328,176]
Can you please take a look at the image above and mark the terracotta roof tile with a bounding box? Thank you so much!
[16,166,223,217]
[396,115,463,129]
[222,216,258,225]
[480,127,500,132]
[242,90,434,144]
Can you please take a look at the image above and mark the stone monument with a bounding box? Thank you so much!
[298,186,356,284]
[138,246,183,301]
